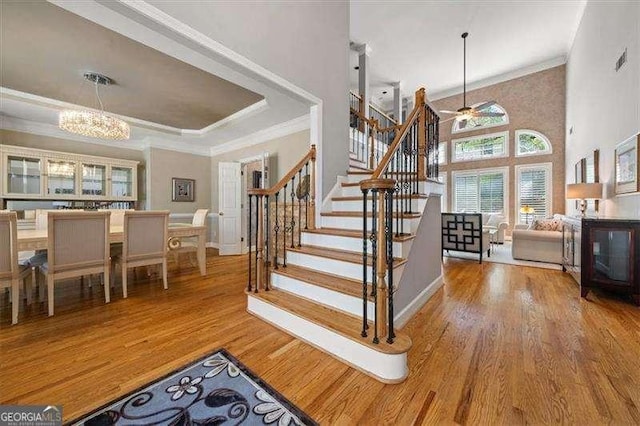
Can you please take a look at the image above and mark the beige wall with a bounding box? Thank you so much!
[0,129,144,161]
[147,147,211,213]
[210,130,310,213]
[433,65,566,230]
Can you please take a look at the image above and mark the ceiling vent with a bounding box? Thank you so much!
[615,48,627,72]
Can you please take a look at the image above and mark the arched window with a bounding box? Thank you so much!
[515,130,552,156]
[451,103,509,133]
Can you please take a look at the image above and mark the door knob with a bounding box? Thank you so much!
[219,212,224,216]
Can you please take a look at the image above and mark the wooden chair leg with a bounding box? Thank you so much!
[162,260,168,290]
[47,275,54,317]
[104,269,110,304]
[11,278,19,325]
[122,263,128,299]
[24,274,33,305]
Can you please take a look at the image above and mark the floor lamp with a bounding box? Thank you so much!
[566,183,603,217]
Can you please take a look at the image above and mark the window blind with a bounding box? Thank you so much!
[518,167,550,222]
[453,170,506,214]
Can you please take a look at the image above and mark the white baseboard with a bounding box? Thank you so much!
[394,273,443,329]
[206,242,219,249]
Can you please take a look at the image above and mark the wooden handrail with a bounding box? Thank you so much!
[248,145,316,197]
[370,103,397,125]
[350,107,376,127]
[369,92,422,180]
[350,90,363,101]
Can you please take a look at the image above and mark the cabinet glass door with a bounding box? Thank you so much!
[82,163,106,196]
[47,160,76,196]
[592,229,632,283]
[111,167,133,198]
[7,155,41,194]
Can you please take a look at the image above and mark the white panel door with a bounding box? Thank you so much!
[218,162,242,255]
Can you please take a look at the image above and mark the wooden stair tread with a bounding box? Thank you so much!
[332,194,428,201]
[304,227,415,242]
[288,244,407,267]
[272,264,372,299]
[249,289,412,354]
[322,211,422,219]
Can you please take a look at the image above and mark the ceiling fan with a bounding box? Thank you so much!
[440,32,505,129]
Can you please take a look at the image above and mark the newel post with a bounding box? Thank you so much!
[308,144,317,230]
[416,88,427,180]
[359,178,395,342]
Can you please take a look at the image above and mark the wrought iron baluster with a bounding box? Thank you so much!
[254,195,259,294]
[361,188,369,338]
[305,162,309,230]
[283,183,287,267]
[290,175,296,249]
[371,188,379,345]
[386,188,395,343]
[395,150,401,237]
[297,169,302,246]
[265,195,270,291]
[274,192,279,269]
[247,194,252,292]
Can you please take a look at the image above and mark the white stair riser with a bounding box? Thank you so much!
[346,173,372,183]
[332,198,426,213]
[247,296,408,382]
[321,215,420,234]
[271,273,374,318]
[301,232,411,258]
[286,250,404,286]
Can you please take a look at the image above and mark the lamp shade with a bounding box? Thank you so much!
[520,206,535,214]
[566,183,603,200]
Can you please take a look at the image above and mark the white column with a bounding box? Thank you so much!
[392,82,402,124]
[358,43,372,133]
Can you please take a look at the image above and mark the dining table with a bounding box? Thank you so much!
[17,223,208,276]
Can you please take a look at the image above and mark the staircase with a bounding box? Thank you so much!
[246,88,442,383]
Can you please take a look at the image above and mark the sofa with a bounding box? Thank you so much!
[511,215,563,264]
[481,213,509,244]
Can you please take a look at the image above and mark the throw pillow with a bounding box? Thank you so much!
[532,218,562,232]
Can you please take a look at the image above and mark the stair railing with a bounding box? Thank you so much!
[359,88,439,344]
[247,145,316,293]
[349,92,401,170]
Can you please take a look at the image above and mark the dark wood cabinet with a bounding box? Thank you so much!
[581,218,640,306]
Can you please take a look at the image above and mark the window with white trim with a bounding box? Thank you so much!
[452,131,509,163]
[438,172,447,212]
[452,103,508,133]
[438,142,447,165]
[516,130,552,156]
[515,163,552,224]
[452,167,508,215]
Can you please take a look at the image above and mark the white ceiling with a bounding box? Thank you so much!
[350,1,587,106]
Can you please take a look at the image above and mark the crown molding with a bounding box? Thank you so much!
[209,114,310,157]
[181,99,268,135]
[429,56,567,101]
[114,0,322,105]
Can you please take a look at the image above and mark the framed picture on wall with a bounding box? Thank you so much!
[172,178,195,202]
[615,134,639,195]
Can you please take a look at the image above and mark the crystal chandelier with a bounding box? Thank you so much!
[59,72,130,140]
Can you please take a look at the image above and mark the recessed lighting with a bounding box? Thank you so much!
[354,66,359,70]
[382,91,388,95]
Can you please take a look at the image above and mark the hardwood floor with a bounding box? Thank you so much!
[2,251,640,424]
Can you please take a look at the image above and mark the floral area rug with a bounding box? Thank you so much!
[70,348,317,426]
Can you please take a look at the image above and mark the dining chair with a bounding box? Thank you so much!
[0,212,33,324]
[41,211,111,316]
[171,209,209,268]
[112,211,169,298]
[98,208,133,227]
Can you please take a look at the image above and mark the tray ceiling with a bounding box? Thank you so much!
[0,0,264,131]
